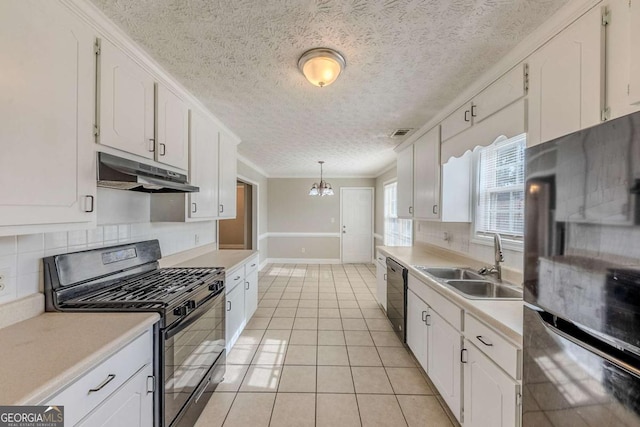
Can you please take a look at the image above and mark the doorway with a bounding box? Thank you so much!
[219,180,253,250]
[341,187,374,263]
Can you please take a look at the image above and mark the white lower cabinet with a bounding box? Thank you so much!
[376,259,387,311]
[463,341,520,427]
[44,328,154,427]
[244,259,259,321]
[78,364,153,427]
[428,309,462,423]
[406,289,429,370]
[225,278,245,351]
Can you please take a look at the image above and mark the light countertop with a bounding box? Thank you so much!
[169,249,258,272]
[0,312,159,405]
[377,245,523,345]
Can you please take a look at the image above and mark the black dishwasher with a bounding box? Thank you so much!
[386,258,407,343]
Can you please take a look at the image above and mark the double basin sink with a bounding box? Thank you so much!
[414,266,522,300]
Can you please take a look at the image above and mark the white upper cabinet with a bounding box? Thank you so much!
[527,5,604,147]
[441,102,473,142]
[0,0,96,234]
[396,145,414,218]
[413,126,441,220]
[473,64,527,124]
[155,84,188,170]
[189,111,220,219]
[97,38,155,159]
[218,130,237,219]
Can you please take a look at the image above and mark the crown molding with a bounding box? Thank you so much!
[373,161,397,178]
[394,0,602,153]
[60,0,241,144]
[237,154,270,178]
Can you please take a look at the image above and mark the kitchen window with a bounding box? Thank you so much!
[474,133,526,244]
[384,181,412,246]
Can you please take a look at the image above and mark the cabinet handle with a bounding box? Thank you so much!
[383,273,387,281]
[432,205,438,215]
[84,195,95,213]
[476,335,493,347]
[148,139,155,152]
[245,281,250,290]
[471,104,477,117]
[421,311,427,322]
[192,202,197,213]
[460,348,468,364]
[234,275,241,281]
[227,301,232,311]
[146,375,156,394]
[424,314,431,326]
[88,374,116,393]
[408,206,413,214]
[464,110,470,122]
[251,263,257,268]
[159,143,166,156]
[219,204,224,213]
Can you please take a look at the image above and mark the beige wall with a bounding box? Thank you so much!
[267,178,375,260]
[374,166,397,246]
[237,159,268,264]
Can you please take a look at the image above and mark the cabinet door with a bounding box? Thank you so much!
[441,102,472,141]
[630,0,640,106]
[376,261,387,311]
[98,37,155,159]
[463,342,520,427]
[189,112,219,219]
[473,64,526,123]
[156,84,188,170]
[218,131,237,219]
[396,145,414,218]
[441,151,472,222]
[226,283,245,351]
[406,289,429,372]
[78,365,153,427]
[428,310,462,422]
[413,126,441,220]
[527,6,604,147]
[244,268,258,322]
[0,0,96,232]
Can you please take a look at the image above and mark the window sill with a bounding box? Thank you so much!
[470,235,524,253]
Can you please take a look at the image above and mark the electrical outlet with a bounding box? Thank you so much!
[194,234,200,245]
[301,247,306,253]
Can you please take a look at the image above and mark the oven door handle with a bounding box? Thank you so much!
[165,289,224,340]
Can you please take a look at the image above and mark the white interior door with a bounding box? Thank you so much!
[341,188,373,263]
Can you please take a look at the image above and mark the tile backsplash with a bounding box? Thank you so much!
[0,221,216,305]
[414,220,524,272]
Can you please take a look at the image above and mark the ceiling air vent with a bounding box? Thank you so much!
[390,128,413,138]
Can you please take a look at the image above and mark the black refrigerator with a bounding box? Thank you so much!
[523,111,640,426]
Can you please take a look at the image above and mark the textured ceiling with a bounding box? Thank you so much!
[90,0,568,177]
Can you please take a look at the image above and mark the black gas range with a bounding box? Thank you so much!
[43,240,226,427]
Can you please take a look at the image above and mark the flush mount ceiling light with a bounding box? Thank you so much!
[298,48,346,88]
[309,161,334,196]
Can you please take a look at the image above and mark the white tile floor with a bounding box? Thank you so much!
[195,263,459,427]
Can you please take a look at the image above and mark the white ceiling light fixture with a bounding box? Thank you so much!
[309,161,334,196]
[298,48,346,88]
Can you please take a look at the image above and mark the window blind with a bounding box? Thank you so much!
[475,133,526,239]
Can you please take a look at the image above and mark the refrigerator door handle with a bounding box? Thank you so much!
[538,311,640,378]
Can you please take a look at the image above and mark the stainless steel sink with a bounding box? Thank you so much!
[415,266,484,280]
[445,280,523,300]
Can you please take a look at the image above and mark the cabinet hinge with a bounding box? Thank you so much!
[93,124,100,138]
[602,7,611,26]
[601,107,611,121]
[523,63,529,93]
[516,392,523,407]
[94,39,101,55]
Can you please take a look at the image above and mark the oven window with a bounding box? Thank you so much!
[164,295,225,423]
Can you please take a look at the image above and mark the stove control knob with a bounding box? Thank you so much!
[186,300,196,310]
[173,306,188,316]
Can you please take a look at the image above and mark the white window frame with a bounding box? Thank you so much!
[470,134,526,252]
[383,180,412,247]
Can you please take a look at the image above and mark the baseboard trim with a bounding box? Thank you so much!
[259,259,269,271]
[266,258,342,265]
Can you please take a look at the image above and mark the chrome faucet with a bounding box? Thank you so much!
[478,233,504,281]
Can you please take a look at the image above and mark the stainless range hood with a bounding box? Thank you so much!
[97,152,199,193]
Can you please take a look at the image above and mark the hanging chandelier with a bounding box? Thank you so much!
[309,161,334,196]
